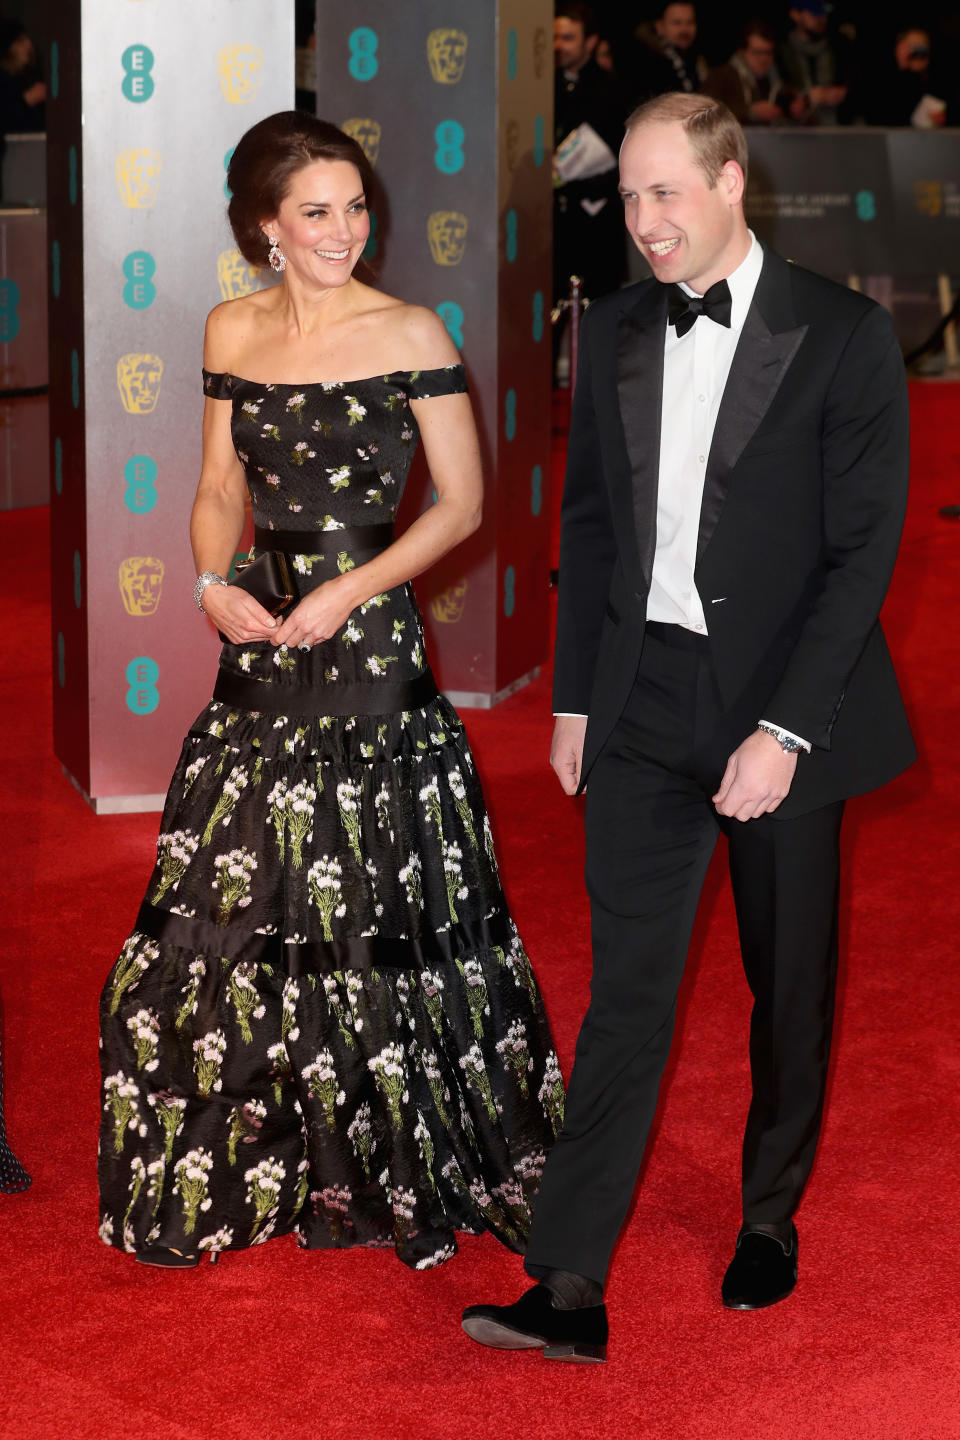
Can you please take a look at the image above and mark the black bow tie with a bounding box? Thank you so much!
[666,279,732,337]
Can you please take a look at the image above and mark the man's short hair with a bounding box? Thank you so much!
[625,93,749,187]
[739,18,776,49]
[556,2,598,37]
[656,1,696,19]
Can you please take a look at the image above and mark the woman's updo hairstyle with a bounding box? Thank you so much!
[227,111,376,268]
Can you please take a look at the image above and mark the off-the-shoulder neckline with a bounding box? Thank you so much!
[202,364,465,389]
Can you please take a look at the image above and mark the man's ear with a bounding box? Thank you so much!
[722,161,745,206]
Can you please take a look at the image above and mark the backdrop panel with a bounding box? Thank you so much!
[315,0,554,703]
[47,0,293,810]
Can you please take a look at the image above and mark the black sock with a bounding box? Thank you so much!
[540,1268,603,1309]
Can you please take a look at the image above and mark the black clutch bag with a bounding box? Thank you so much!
[217,550,298,641]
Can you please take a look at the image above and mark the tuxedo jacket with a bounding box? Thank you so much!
[553,248,916,818]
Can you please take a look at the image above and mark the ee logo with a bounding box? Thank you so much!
[504,388,517,441]
[534,115,545,167]
[436,301,464,349]
[505,209,518,262]
[0,279,20,341]
[123,251,156,309]
[348,28,379,81]
[503,565,516,618]
[530,464,543,517]
[506,28,519,81]
[126,655,159,715]
[121,44,155,102]
[855,190,876,221]
[223,146,235,199]
[363,211,379,261]
[434,120,464,174]
[532,291,544,342]
[124,454,158,513]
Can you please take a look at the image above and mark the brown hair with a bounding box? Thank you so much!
[227,112,376,268]
[625,93,748,187]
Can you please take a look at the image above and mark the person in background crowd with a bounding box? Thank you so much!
[703,20,797,125]
[595,36,616,73]
[553,2,629,307]
[0,20,45,135]
[777,3,852,124]
[634,3,706,102]
[861,28,950,127]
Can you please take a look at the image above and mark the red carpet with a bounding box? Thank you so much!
[1,383,958,1439]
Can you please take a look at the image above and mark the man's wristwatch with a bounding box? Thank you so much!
[194,570,228,613]
[756,722,803,754]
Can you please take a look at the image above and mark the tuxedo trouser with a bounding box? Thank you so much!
[525,625,844,1287]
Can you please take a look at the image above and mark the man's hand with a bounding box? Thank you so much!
[713,729,799,821]
[550,715,588,796]
[750,100,783,124]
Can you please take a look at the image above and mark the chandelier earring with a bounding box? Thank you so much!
[266,233,287,273]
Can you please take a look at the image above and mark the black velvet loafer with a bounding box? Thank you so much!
[721,1225,798,1310]
[462,1283,608,1363]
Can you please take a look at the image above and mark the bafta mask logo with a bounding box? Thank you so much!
[430,580,468,624]
[914,180,942,217]
[532,26,548,78]
[117,354,163,414]
[505,117,520,174]
[115,149,162,209]
[218,44,263,105]
[217,248,261,301]
[119,556,165,617]
[428,211,468,267]
[342,117,382,167]
[427,28,468,84]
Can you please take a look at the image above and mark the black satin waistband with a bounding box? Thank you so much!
[212,666,439,716]
[253,523,394,553]
[135,901,513,973]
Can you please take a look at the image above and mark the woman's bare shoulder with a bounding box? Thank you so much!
[203,289,278,371]
[355,288,460,370]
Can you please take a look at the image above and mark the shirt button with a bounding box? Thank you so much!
[698,454,706,463]
[698,394,706,402]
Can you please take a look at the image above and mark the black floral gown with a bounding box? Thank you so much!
[98,365,563,1270]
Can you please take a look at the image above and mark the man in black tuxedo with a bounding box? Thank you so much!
[463,93,914,1363]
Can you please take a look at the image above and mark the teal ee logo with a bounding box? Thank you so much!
[363,210,379,261]
[68,145,78,205]
[56,632,66,688]
[73,550,82,608]
[0,279,20,341]
[434,120,465,174]
[503,565,516,617]
[71,349,80,409]
[124,454,158,513]
[121,44,155,102]
[348,28,379,80]
[505,209,518,262]
[126,656,159,715]
[123,251,156,309]
[436,301,464,349]
[507,28,518,81]
[532,290,544,342]
[530,464,543,516]
[223,146,235,199]
[52,239,61,299]
[855,190,876,221]
[534,115,545,167]
[54,437,63,495]
[50,40,59,99]
[504,388,517,441]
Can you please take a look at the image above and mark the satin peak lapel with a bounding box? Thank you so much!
[697,304,808,561]
[617,286,667,591]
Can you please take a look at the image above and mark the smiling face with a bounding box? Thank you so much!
[261,158,370,286]
[554,16,595,72]
[619,121,748,293]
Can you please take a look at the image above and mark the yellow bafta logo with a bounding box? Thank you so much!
[427,28,468,84]
[218,44,263,104]
[119,557,165,617]
[533,27,549,78]
[342,118,382,167]
[914,180,942,217]
[428,212,468,267]
[117,354,163,414]
[116,149,162,209]
[505,118,520,174]
[430,580,468,624]
[217,248,261,301]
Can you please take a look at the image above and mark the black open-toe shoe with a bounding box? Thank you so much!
[135,1247,218,1269]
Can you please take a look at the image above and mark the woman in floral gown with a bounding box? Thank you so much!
[98,113,562,1271]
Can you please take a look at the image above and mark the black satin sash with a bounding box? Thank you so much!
[135,901,513,973]
[212,667,439,716]
[253,523,394,553]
